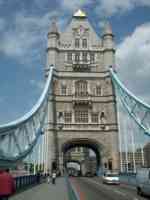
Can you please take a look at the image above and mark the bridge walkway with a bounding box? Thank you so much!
[11,177,68,200]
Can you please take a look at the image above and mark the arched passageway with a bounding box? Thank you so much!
[62,138,102,174]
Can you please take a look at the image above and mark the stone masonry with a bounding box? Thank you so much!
[44,9,119,173]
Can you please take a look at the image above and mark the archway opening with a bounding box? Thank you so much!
[62,138,102,176]
[66,160,81,176]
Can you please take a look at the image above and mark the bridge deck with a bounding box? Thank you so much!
[11,177,68,200]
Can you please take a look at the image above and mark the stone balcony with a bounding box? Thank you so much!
[72,60,91,71]
[63,123,118,131]
[72,93,92,107]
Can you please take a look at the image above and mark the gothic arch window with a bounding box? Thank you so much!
[61,84,67,95]
[67,52,72,62]
[82,52,88,62]
[75,80,88,97]
[75,52,80,62]
[91,112,99,123]
[82,38,87,48]
[96,85,102,96]
[75,38,80,48]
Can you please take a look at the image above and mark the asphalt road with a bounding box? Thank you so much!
[71,177,149,200]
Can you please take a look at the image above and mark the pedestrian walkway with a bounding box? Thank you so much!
[11,177,68,200]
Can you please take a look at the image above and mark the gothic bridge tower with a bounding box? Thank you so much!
[45,9,119,173]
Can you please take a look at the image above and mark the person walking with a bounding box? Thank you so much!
[0,169,16,200]
[52,171,56,184]
[47,173,50,184]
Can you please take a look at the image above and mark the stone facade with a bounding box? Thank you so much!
[45,10,119,173]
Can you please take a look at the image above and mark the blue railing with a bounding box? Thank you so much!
[14,174,44,191]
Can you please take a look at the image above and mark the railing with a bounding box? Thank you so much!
[14,174,44,191]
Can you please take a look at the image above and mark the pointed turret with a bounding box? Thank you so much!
[48,20,59,37]
[102,21,115,70]
[46,20,59,76]
[102,21,114,49]
[103,21,113,36]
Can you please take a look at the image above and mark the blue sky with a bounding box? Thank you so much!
[0,0,150,124]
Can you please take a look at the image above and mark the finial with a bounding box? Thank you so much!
[73,9,87,18]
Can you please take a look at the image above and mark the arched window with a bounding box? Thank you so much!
[75,80,88,97]
[75,38,80,48]
[67,52,72,62]
[75,52,80,62]
[82,38,87,48]
[96,85,102,96]
[82,52,88,62]
[61,84,67,95]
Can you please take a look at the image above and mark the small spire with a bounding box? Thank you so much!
[103,21,113,35]
[73,9,87,18]
[48,19,59,35]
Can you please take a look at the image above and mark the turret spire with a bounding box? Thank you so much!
[73,9,87,18]
[103,21,113,36]
[48,19,59,35]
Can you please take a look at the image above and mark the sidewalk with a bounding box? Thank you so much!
[11,177,68,200]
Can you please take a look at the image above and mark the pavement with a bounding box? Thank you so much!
[11,177,68,200]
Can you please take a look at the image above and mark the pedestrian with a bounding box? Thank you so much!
[47,173,50,184]
[52,171,56,184]
[0,169,16,200]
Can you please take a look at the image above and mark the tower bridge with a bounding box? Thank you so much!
[0,9,150,200]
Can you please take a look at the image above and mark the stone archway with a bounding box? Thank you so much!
[61,138,103,174]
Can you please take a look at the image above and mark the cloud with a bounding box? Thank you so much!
[61,0,92,11]
[0,10,60,65]
[116,22,150,104]
[30,79,44,90]
[95,0,150,17]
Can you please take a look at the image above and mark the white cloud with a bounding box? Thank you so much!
[0,11,60,65]
[116,23,150,104]
[61,0,92,12]
[95,0,150,17]
[30,79,44,90]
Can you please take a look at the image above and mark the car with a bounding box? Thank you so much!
[136,168,150,197]
[102,172,120,184]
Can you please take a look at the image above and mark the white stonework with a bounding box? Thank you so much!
[45,10,119,173]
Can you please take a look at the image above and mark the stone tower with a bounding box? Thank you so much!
[45,9,119,173]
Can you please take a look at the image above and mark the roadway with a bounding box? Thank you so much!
[71,177,149,200]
